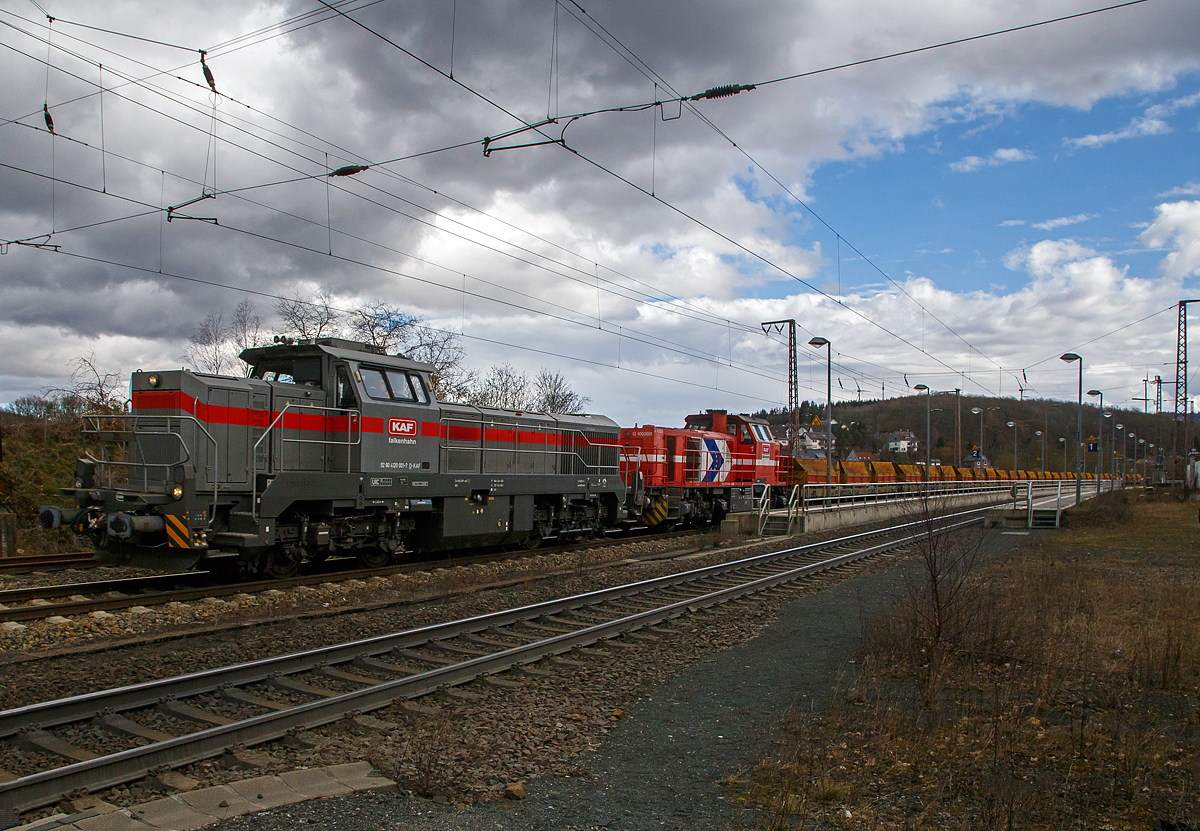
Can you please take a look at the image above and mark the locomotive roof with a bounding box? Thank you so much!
[239,338,434,372]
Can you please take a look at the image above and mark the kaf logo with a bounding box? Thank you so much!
[388,418,417,437]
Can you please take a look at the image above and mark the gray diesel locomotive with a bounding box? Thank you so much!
[41,338,628,577]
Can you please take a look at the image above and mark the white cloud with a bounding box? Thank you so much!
[949,148,1034,172]
[1065,116,1170,149]
[1158,181,1200,198]
[1032,214,1097,231]
[1141,200,1200,279]
[1000,219,1026,227]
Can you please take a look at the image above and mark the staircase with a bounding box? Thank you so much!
[1029,509,1059,529]
[759,513,794,536]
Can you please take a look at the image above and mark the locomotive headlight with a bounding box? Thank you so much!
[147,374,160,387]
[171,485,184,500]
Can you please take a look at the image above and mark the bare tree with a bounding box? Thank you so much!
[408,327,475,402]
[45,351,126,415]
[530,368,590,414]
[274,287,342,339]
[228,298,263,375]
[185,312,232,375]
[467,363,531,410]
[348,300,419,354]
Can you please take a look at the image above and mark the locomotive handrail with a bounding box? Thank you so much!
[80,413,220,527]
[438,414,621,477]
[250,403,361,521]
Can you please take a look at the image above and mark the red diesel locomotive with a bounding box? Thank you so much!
[619,410,784,528]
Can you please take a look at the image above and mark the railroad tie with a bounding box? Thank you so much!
[220,687,290,711]
[354,656,420,676]
[266,676,340,698]
[318,665,384,686]
[158,700,235,726]
[391,648,459,666]
[98,713,176,742]
[18,731,97,763]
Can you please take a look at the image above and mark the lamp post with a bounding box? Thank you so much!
[914,383,931,482]
[808,336,832,485]
[1035,430,1044,474]
[1059,436,1067,474]
[1139,438,1146,484]
[1061,352,1083,505]
[1125,430,1133,481]
[1007,421,1018,475]
[1115,424,1124,484]
[1149,443,1155,486]
[971,407,984,468]
[1086,390,1103,483]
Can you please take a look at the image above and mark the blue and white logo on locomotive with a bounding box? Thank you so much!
[701,437,731,482]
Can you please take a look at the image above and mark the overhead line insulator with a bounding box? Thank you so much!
[690,84,756,101]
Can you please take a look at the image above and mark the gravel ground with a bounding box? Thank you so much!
[199,538,975,831]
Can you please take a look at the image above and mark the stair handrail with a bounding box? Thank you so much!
[756,484,772,536]
[786,484,801,534]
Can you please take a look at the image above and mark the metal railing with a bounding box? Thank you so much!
[251,404,361,520]
[797,477,1102,520]
[80,414,219,526]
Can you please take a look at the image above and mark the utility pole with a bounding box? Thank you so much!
[955,388,962,466]
[762,319,799,454]
[1175,300,1199,488]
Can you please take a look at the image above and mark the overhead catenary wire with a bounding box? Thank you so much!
[1,12,770,351]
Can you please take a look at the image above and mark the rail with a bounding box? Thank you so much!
[251,404,361,521]
[80,414,219,527]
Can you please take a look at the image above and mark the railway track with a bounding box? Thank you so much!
[0,513,982,820]
[0,552,96,575]
[0,529,691,624]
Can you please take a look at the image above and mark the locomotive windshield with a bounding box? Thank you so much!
[251,357,322,386]
[358,366,430,404]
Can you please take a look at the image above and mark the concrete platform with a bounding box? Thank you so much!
[7,763,396,831]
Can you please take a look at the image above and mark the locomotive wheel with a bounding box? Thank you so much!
[264,546,302,579]
[520,530,542,550]
[358,547,393,568]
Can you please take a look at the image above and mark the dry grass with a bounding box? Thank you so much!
[738,493,1200,829]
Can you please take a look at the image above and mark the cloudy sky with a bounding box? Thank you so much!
[1,0,1198,426]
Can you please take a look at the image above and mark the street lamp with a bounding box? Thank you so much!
[1035,430,1044,474]
[1139,438,1146,485]
[1059,436,1067,475]
[808,336,832,485]
[914,383,931,481]
[1087,390,1103,483]
[1007,421,1018,476]
[1061,352,1083,505]
[971,407,984,468]
[1116,424,1124,483]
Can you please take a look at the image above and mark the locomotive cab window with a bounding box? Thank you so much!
[336,365,358,409]
[358,366,430,404]
[253,357,322,387]
[739,424,753,444]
